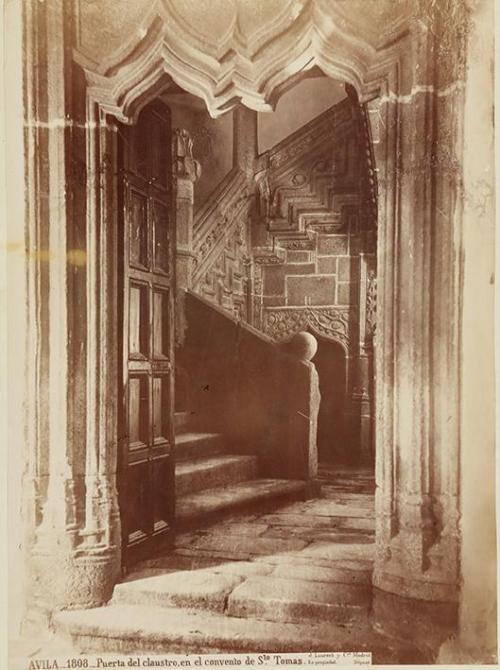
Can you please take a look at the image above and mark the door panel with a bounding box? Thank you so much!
[118,101,175,568]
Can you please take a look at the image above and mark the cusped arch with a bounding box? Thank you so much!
[74,0,385,123]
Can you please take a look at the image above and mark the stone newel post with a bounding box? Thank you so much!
[286,331,320,483]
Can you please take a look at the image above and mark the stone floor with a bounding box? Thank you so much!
[133,464,376,587]
[53,466,430,663]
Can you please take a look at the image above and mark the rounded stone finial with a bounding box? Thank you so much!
[288,331,318,361]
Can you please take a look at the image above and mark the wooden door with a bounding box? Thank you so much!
[117,101,175,567]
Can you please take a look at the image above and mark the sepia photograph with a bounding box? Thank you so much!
[3,0,497,667]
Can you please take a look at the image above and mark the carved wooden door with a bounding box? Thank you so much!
[117,101,175,567]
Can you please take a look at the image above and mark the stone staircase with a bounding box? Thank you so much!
[174,411,308,529]
[53,469,428,663]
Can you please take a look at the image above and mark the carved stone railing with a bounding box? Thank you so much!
[178,290,319,482]
[265,97,353,174]
[253,98,357,253]
[191,167,252,318]
[192,168,249,280]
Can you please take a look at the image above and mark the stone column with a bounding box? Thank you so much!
[173,129,201,344]
[233,105,258,176]
[355,253,376,463]
[24,0,121,625]
[438,0,496,663]
[364,7,465,613]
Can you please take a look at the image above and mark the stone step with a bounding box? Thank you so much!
[226,575,371,624]
[135,553,373,587]
[113,568,244,613]
[176,479,307,529]
[53,604,427,662]
[113,569,370,625]
[175,455,258,496]
[174,431,229,460]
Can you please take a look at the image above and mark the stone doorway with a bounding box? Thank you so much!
[17,3,494,659]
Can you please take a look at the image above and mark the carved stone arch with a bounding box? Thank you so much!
[263,307,353,356]
[76,0,464,614]
[73,0,387,122]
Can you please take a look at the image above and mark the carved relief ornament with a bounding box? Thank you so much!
[263,307,352,352]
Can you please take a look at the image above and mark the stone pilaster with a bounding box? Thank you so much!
[173,129,201,345]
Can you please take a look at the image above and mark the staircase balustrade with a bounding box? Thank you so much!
[192,167,250,287]
[179,290,319,483]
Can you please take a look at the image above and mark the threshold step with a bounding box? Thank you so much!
[113,570,370,625]
[54,604,428,662]
[174,432,228,460]
[176,479,307,528]
[175,455,257,496]
[226,575,370,624]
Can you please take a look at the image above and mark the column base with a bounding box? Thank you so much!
[29,545,121,624]
[438,636,498,665]
[373,564,459,602]
[372,587,458,662]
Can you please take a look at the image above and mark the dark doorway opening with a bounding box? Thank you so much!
[311,334,347,464]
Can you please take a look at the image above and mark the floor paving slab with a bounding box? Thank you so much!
[258,513,342,527]
[186,534,309,557]
[190,522,270,538]
[297,501,375,518]
[335,517,375,531]
[300,541,375,561]
[252,552,374,571]
[270,562,373,585]
[261,527,374,544]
